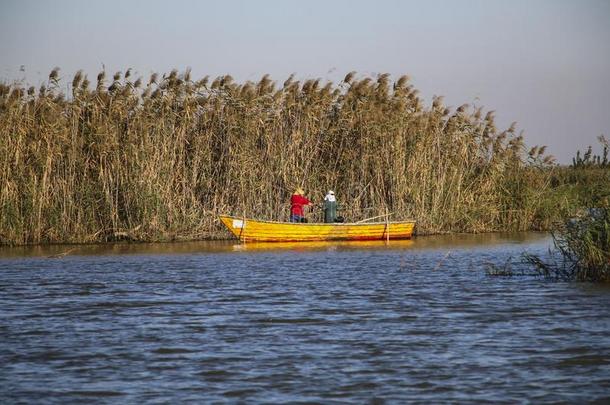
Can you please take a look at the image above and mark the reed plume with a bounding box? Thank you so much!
[0,69,571,245]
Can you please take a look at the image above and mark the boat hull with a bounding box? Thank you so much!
[219,215,415,242]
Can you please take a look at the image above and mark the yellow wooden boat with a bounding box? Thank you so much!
[219,215,416,242]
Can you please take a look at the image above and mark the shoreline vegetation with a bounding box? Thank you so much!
[1,68,609,246]
[525,200,610,282]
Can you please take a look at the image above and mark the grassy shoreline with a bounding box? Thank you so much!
[1,69,606,246]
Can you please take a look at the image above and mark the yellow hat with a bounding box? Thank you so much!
[294,187,304,195]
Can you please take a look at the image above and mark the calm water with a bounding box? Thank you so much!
[1,233,609,403]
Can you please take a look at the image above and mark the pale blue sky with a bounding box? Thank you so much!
[1,0,609,163]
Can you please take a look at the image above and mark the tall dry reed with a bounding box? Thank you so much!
[0,69,563,244]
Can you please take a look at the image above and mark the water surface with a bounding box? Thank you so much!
[1,233,609,403]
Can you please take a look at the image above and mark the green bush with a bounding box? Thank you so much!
[526,199,610,282]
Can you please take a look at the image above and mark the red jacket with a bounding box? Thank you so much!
[290,194,311,216]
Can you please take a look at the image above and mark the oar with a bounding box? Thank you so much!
[356,212,394,223]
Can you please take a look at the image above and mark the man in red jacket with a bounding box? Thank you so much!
[290,187,312,222]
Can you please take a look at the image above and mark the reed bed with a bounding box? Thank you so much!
[0,69,565,244]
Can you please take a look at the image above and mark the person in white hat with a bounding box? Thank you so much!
[323,190,337,223]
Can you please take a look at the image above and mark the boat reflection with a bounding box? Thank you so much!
[232,239,415,252]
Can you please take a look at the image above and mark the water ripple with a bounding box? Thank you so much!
[1,233,609,402]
